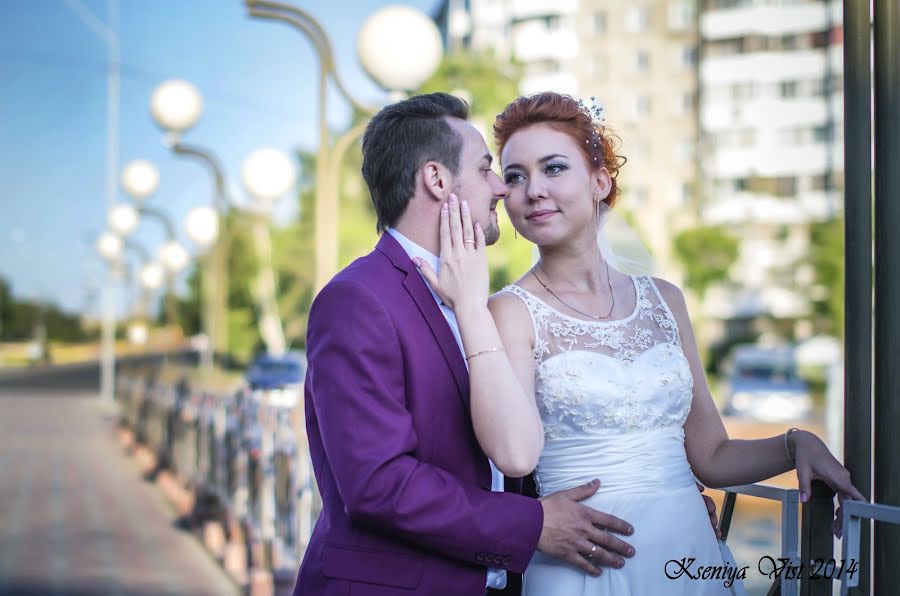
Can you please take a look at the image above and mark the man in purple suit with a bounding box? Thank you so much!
[292,93,650,596]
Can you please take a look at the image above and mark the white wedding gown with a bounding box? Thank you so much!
[502,275,741,595]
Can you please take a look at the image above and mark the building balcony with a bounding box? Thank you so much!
[511,20,579,62]
[701,2,833,40]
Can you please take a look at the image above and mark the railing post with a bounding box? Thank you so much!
[800,480,835,596]
[873,0,900,591]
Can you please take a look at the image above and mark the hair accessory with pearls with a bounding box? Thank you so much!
[578,96,606,128]
[578,96,606,162]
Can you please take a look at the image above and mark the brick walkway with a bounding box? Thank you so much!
[0,391,239,596]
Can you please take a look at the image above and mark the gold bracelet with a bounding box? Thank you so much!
[784,427,799,465]
[465,346,504,361]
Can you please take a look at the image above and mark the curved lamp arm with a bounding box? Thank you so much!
[122,239,151,264]
[170,142,231,212]
[245,0,376,115]
[137,206,178,241]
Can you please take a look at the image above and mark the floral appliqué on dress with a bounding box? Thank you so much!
[501,276,694,440]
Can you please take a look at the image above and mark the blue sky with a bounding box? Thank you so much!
[0,0,438,316]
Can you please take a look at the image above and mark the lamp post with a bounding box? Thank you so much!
[116,159,189,326]
[96,232,170,349]
[184,205,220,371]
[240,148,297,357]
[95,231,122,403]
[150,80,230,363]
[244,1,443,293]
[119,239,164,347]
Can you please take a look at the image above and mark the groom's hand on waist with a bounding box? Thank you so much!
[536,479,636,576]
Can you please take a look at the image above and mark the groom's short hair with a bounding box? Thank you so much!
[362,92,469,233]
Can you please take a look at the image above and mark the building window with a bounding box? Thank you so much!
[677,139,694,161]
[809,175,828,191]
[587,54,608,80]
[634,50,651,73]
[591,11,607,35]
[779,81,798,98]
[680,45,697,69]
[632,138,650,161]
[625,6,651,33]
[632,95,651,119]
[633,186,649,205]
[678,91,695,115]
[544,14,561,31]
[743,176,798,197]
[813,125,832,142]
[668,1,695,31]
[679,182,693,206]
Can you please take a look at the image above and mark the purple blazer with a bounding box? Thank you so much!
[292,233,543,595]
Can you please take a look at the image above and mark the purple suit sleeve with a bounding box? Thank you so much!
[307,279,543,572]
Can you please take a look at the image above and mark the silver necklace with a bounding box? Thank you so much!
[531,260,616,320]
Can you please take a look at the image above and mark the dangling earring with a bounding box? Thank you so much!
[514,228,518,239]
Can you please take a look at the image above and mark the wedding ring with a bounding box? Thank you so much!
[464,240,476,245]
[587,544,597,559]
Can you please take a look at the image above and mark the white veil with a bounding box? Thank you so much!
[529,203,658,276]
[596,202,657,276]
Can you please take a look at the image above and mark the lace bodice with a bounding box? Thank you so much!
[501,275,694,439]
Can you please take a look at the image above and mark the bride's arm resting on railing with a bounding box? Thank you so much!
[655,279,865,512]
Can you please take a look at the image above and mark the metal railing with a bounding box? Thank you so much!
[841,501,900,596]
[720,481,836,596]
[115,357,897,594]
[114,358,319,588]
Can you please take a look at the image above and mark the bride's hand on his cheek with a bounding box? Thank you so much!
[415,193,489,312]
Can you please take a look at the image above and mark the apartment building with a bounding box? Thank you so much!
[697,0,842,339]
[434,0,701,277]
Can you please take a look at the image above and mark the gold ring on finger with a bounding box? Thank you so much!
[464,240,476,245]
[587,544,597,559]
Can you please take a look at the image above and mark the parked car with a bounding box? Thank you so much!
[245,351,306,407]
[723,346,812,422]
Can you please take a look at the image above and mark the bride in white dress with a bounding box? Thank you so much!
[419,91,864,595]
[486,93,860,595]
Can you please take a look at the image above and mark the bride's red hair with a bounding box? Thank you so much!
[493,92,626,208]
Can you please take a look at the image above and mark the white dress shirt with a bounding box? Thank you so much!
[387,228,507,590]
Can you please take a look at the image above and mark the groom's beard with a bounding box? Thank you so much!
[483,216,500,246]
[453,185,500,245]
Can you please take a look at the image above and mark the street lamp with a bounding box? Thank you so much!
[185,206,220,249]
[140,262,165,290]
[108,203,139,236]
[150,79,204,139]
[96,231,123,261]
[357,6,443,94]
[245,1,443,294]
[120,159,160,202]
[241,148,298,357]
[127,321,149,345]
[183,205,220,371]
[118,159,186,325]
[151,80,230,363]
[159,240,190,273]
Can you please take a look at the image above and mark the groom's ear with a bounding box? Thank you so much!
[420,160,452,202]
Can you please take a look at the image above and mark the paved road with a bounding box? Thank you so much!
[0,364,239,596]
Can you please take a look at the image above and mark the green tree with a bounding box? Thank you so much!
[673,226,739,299]
[0,276,87,342]
[807,217,844,337]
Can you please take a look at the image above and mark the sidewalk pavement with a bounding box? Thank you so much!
[0,391,240,596]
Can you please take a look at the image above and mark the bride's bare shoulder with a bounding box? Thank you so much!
[650,276,690,319]
[489,284,534,324]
